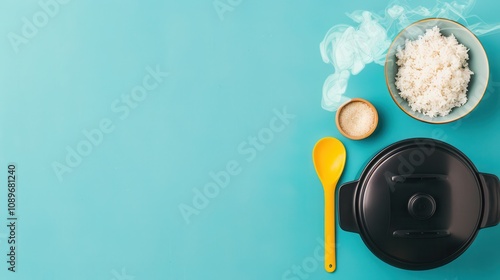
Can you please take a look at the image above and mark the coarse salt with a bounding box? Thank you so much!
[339,101,375,137]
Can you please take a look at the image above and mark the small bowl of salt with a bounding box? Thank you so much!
[335,98,378,140]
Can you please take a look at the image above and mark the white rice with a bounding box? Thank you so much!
[395,26,473,117]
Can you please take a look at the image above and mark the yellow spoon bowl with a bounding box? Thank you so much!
[312,137,346,272]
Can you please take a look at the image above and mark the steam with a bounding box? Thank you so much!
[319,0,500,111]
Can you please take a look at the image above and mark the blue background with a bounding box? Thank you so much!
[0,0,499,279]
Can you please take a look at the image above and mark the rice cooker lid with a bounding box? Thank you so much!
[356,138,483,269]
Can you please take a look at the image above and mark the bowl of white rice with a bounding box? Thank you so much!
[385,18,489,124]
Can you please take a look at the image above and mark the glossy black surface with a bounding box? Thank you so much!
[338,138,500,270]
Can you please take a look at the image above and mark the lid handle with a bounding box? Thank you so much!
[391,174,447,183]
[338,180,359,233]
[393,230,450,238]
[479,173,500,229]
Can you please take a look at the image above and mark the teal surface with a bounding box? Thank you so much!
[0,0,499,279]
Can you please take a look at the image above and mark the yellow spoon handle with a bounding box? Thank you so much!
[324,188,336,272]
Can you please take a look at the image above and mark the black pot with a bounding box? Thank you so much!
[338,138,500,270]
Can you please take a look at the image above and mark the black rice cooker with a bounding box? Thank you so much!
[338,138,500,270]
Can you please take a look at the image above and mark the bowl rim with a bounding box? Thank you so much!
[384,17,490,124]
[335,98,379,140]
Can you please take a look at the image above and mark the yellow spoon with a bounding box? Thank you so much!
[312,137,346,272]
